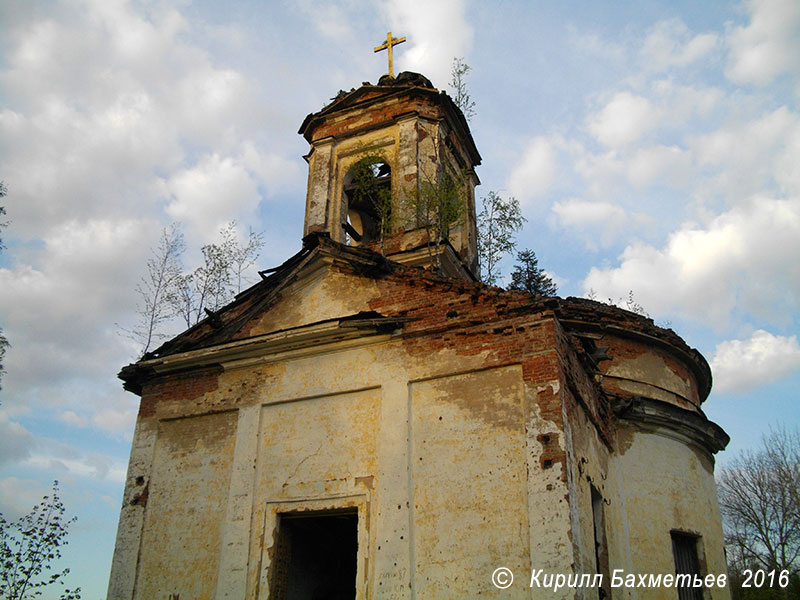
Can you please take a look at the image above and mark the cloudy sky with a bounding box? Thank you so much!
[1,0,798,597]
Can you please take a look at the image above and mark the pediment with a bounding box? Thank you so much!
[139,235,402,360]
[119,236,411,394]
[240,257,383,338]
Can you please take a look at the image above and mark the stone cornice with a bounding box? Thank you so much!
[612,396,729,456]
[119,315,411,395]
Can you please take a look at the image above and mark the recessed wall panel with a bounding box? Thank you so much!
[410,366,529,599]
[136,411,238,600]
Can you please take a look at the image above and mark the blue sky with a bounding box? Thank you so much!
[1,1,798,597]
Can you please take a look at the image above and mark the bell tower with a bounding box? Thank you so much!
[298,69,482,279]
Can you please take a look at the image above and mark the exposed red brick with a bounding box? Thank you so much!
[139,368,221,419]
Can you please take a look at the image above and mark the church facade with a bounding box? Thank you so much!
[108,70,730,600]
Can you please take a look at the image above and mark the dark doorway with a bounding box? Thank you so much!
[671,531,704,600]
[590,485,610,599]
[270,510,358,600]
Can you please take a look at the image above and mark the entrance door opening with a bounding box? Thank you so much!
[671,531,703,600]
[270,509,358,600]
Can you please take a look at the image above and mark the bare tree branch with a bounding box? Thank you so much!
[124,224,185,356]
[718,427,800,598]
[168,221,265,329]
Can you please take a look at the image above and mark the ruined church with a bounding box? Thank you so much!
[109,40,731,600]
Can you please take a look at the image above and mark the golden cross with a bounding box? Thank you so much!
[374,31,406,78]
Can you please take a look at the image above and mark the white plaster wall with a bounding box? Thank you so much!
[135,411,238,600]
[608,427,730,600]
[409,366,530,599]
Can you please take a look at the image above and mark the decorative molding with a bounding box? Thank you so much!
[613,396,729,455]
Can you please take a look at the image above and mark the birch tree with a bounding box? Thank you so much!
[128,224,184,355]
[450,57,476,121]
[406,164,465,274]
[477,191,525,285]
[128,221,265,355]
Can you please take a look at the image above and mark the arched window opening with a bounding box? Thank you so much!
[343,158,391,247]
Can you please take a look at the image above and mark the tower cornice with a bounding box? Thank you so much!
[298,74,481,167]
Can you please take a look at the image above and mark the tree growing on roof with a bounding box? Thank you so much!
[450,57,476,121]
[125,221,264,356]
[403,131,466,275]
[507,249,558,297]
[477,191,525,285]
[126,223,185,356]
[170,222,264,328]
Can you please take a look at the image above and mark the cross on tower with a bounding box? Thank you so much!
[374,31,406,78]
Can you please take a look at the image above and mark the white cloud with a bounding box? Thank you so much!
[650,79,723,123]
[690,106,800,200]
[0,1,298,483]
[174,66,260,151]
[0,218,151,328]
[381,0,472,87]
[92,406,138,438]
[293,0,355,40]
[568,93,798,227]
[550,75,727,208]
[572,147,626,199]
[507,137,557,203]
[0,97,179,236]
[626,144,693,190]
[60,411,90,428]
[0,0,278,241]
[551,198,629,249]
[583,197,800,328]
[711,330,800,393]
[0,413,34,467]
[240,141,304,196]
[25,453,126,483]
[13,434,128,483]
[726,0,800,86]
[0,477,52,520]
[54,388,138,440]
[544,270,569,292]
[562,81,722,201]
[553,198,626,227]
[568,28,627,63]
[587,92,659,149]
[166,153,260,242]
[0,218,156,421]
[642,19,720,72]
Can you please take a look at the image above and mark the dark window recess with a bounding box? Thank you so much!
[591,485,611,599]
[270,510,358,600]
[671,531,704,600]
[343,161,391,246]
